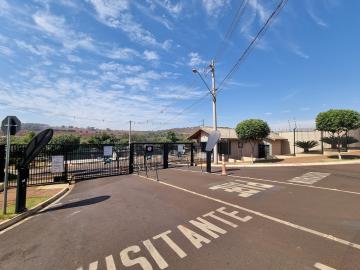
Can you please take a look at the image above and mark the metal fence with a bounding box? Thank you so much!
[0,142,200,187]
[3,144,129,187]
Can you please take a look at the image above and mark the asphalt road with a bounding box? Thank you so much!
[0,164,359,270]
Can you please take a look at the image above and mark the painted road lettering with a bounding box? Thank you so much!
[289,172,330,185]
[76,207,252,270]
[209,180,273,198]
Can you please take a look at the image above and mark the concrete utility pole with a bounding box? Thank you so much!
[210,59,218,164]
[129,120,132,146]
[192,59,218,164]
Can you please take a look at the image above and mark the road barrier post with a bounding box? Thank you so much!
[163,143,168,169]
[15,166,29,213]
[129,143,134,174]
[206,151,211,173]
[190,143,194,166]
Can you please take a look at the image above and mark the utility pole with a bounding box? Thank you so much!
[129,120,132,146]
[210,59,218,164]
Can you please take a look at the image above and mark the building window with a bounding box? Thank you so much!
[218,141,231,155]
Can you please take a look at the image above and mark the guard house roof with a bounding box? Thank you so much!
[187,127,287,141]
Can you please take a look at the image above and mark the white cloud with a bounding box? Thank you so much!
[307,8,327,27]
[248,0,270,23]
[88,0,170,48]
[153,0,183,16]
[202,0,229,17]
[143,50,159,61]
[0,0,9,15]
[105,47,139,60]
[33,11,95,51]
[0,45,13,56]
[288,44,309,59]
[15,40,55,56]
[188,52,207,67]
[67,54,82,63]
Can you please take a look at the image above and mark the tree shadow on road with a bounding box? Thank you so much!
[41,195,110,213]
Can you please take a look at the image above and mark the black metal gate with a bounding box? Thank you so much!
[3,144,129,187]
[1,142,197,187]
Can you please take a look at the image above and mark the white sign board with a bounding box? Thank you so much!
[51,155,64,173]
[177,144,185,155]
[205,130,221,152]
[104,146,113,156]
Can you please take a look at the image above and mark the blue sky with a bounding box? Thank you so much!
[0,0,359,131]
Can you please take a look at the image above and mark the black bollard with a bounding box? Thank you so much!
[206,151,211,173]
[16,166,29,213]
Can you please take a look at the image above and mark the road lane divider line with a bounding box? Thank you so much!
[314,262,337,270]
[172,168,360,196]
[136,174,360,251]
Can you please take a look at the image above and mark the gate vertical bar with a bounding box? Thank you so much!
[163,143,168,169]
[129,143,134,174]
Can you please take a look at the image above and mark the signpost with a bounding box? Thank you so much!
[1,116,21,215]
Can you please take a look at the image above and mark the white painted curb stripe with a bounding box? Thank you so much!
[136,174,360,251]
[314,262,337,270]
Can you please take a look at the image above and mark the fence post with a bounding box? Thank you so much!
[190,143,194,166]
[163,143,168,169]
[129,143,134,174]
[0,145,5,183]
[64,146,68,181]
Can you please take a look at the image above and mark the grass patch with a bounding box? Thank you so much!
[0,196,49,221]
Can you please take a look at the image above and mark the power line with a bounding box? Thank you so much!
[214,0,249,61]
[217,0,288,92]
[158,0,288,126]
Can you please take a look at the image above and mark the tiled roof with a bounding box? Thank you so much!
[188,127,287,141]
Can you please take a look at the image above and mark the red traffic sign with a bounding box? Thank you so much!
[1,116,21,135]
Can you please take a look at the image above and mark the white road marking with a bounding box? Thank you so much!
[153,230,187,258]
[289,172,330,185]
[173,168,360,196]
[209,180,273,198]
[105,255,116,270]
[137,174,360,251]
[143,239,169,269]
[314,262,337,270]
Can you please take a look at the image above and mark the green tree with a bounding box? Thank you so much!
[316,109,360,158]
[321,135,359,149]
[295,140,319,153]
[235,119,270,163]
[165,131,179,142]
[87,132,119,148]
[49,134,81,153]
[10,131,36,144]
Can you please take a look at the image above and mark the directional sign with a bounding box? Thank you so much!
[1,116,21,135]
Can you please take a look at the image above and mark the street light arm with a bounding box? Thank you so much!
[193,71,215,99]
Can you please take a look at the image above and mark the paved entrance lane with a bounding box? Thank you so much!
[0,174,359,269]
[207,164,360,192]
[157,168,360,247]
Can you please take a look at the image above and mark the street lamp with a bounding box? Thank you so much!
[192,60,218,164]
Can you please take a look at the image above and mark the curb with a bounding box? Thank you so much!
[210,160,360,168]
[0,184,70,231]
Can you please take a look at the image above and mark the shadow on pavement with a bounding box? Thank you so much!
[42,195,110,213]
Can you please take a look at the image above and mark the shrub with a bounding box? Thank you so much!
[295,140,319,152]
